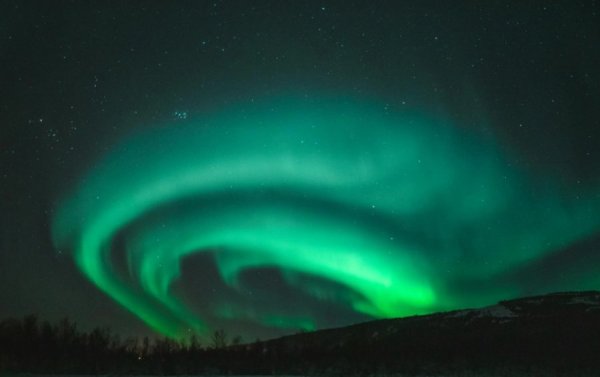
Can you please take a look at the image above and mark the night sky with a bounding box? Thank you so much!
[2,1,600,341]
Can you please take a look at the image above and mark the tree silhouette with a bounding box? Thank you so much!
[1,300,600,376]
[210,328,227,349]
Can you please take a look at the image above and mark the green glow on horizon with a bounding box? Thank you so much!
[52,96,600,339]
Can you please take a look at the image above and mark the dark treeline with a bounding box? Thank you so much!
[3,295,600,377]
[0,315,257,375]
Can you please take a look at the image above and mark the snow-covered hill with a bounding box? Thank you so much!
[246,291,600,374]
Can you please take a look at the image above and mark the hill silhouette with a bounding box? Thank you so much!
[2,291,600,375]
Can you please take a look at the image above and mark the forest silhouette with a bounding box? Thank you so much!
[2,292,600,376]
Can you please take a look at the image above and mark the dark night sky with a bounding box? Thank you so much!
[1,1,600,341]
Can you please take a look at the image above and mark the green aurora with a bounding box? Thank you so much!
[52,96,600,339]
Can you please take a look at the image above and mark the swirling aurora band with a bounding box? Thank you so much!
[52,97,600,339]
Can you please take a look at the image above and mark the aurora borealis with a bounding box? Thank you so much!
[51,97,600,339]
[2,2,600,341]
